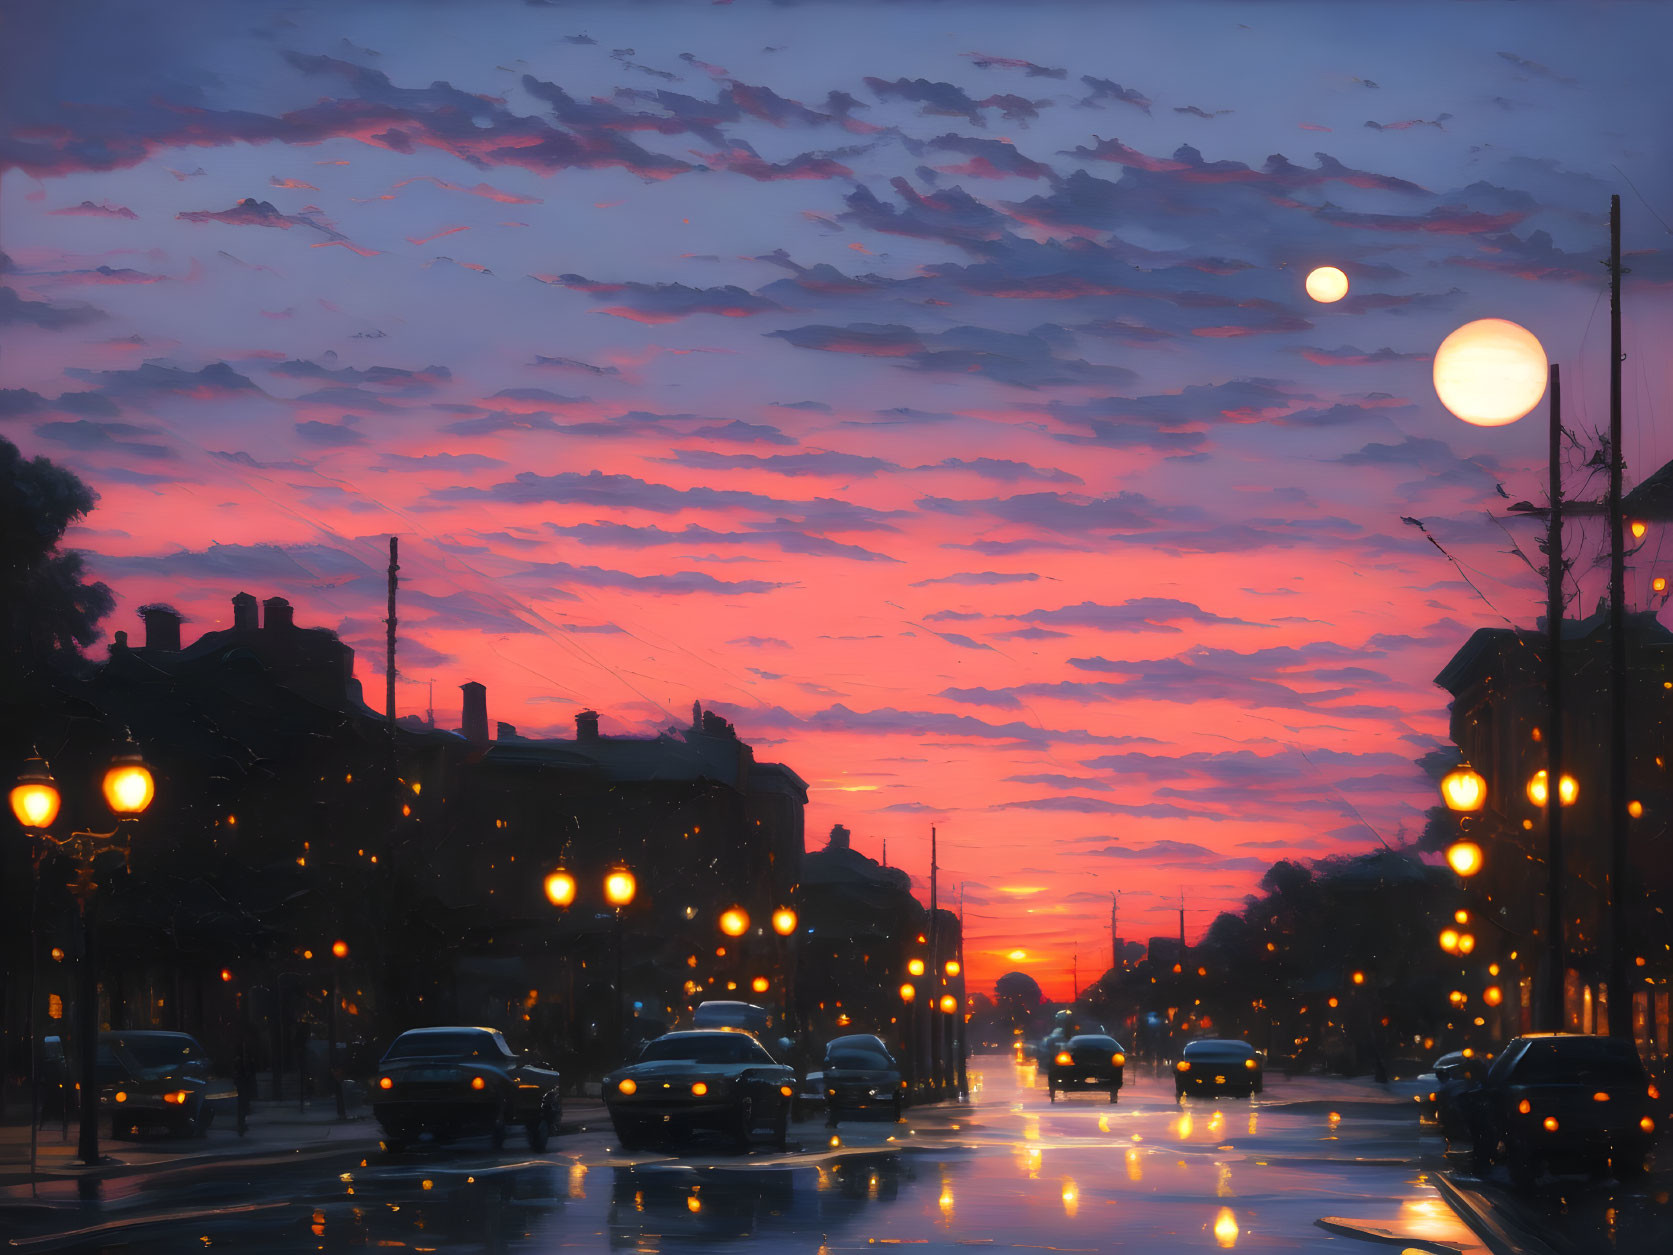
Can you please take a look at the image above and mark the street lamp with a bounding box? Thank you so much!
[10,745,155,1167]
[1526,769,1578,808]
[545,862,637,1056]
[771,907,797,936]
[1440,768,1486,812]
[718,907,749,938]
[327,941,349,1118]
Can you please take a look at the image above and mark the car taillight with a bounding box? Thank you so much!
[1244,1059,1257,1070]
[164,1090,188,1105]
[1176,1061,1190,1072]
[1593,1091,1610,1102]
[691,1082,708,1096]
[1112,1053,1125,1066]
[1518,1099,1532,1114]
[471,1076,486,1091]
[1055,1052,1073,1066]
[379,1076,393,1090]
[618,1078,637,1095]
[780,1085,794,1097]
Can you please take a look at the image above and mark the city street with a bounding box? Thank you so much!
[4,1059,1511,1254]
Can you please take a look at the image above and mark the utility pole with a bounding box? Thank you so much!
[1543,363,1566,1033]
[1606,194,1631,1039]
[928,826,940,1093]
[1110,892,1120,972]
[385,537,399,737]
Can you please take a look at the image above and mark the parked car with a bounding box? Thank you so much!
[1454,1033,1658,1187]
[605,1029,796,1152]
[1047,1033,1126,1103]
[811,1034,904,1125]
[1175,1039,1263,1097]
[1423,1049,1489,1136]
[98,1031,231,1138]
[372,1026,562,1153]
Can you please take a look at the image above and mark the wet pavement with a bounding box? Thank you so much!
[2,1059,1506,1252]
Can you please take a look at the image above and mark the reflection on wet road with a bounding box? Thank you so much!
[45,1060,1488,1253]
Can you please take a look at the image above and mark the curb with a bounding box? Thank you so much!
[1432,1172,1563,1255]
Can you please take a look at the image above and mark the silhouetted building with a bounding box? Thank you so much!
[1436,611,1673,1058]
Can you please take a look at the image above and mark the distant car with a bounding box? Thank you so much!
[605,1029,796,1152]
[1047,1034,1126,1103]
[692,1001,772,1034]
[1175,1039,1263,1097]
[813,1034,904,1125]
[99,1031,230,1137]
[372,1026,561,1153]
[1455,1033,1658,1187]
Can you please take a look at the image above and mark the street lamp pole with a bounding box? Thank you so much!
[1543,364,1567,1033]
[10,747,155,1167]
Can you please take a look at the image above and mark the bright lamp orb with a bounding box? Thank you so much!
[544,869,576,907]
[1304,266,1349,303]
[719,907,749,937]
[10,781,61,829]
[771,908,797,936]
[1445,840,1484,878]
[604,869,636,907]
[103,762,155,815]
[1433,318,1548,427]
[1440,768,1486,812]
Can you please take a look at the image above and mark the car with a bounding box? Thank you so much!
[98,1031,230,1137]
[1035,1012,1106,1067]
[692,1001,772,1034]
[1424,1049,1489,1136]
[1047,1033,1126,1103]
[1175,1038,1263,1097]
[371,1026,561,1153]
[1454,1033,1658,1187]
[813,1034,904,1125]
[604,1029,796,1152]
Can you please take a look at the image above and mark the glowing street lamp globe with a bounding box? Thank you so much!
[907,958,925,977]
[1304,266,1349,303]
[899,983,917,1003]
[719,907,749,937]
[771,907,797,936]
[1445,840,1484,878]
[544,868,577,908]
[1440,768,1486,812]
[1433,318,1548,427]
[102,756,154,816]
[331,940,349,959]
[939,994,958,1014]
[10,760,61,830]
[604,868,637,907]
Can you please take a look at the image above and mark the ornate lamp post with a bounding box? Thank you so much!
[11,745,155,1166]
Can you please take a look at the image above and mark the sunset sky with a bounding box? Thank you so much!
[4,0,1672,997]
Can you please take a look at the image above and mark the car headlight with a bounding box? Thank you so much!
[114,1091,128,1103]
[691,1082,708,1096]
[1055,1052,1073,1066]
[163,1091,188,1105]
[470,1076,486,1091]
[1177,1061,1190,1072]
[618,1078,637,1095]
[379,1076,393,1090]
[780,1085,794,1097]
[1244,1059,1257,1070]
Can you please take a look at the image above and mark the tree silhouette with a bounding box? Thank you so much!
[0,435,113,694]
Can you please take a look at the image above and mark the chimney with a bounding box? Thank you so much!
[460,681,489,750]
[575,709,600,741]
[827,823,851,852]
[495,721,518,741]
[140,605,182,652]
[262,596,294,631]
[232,591,258,631]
